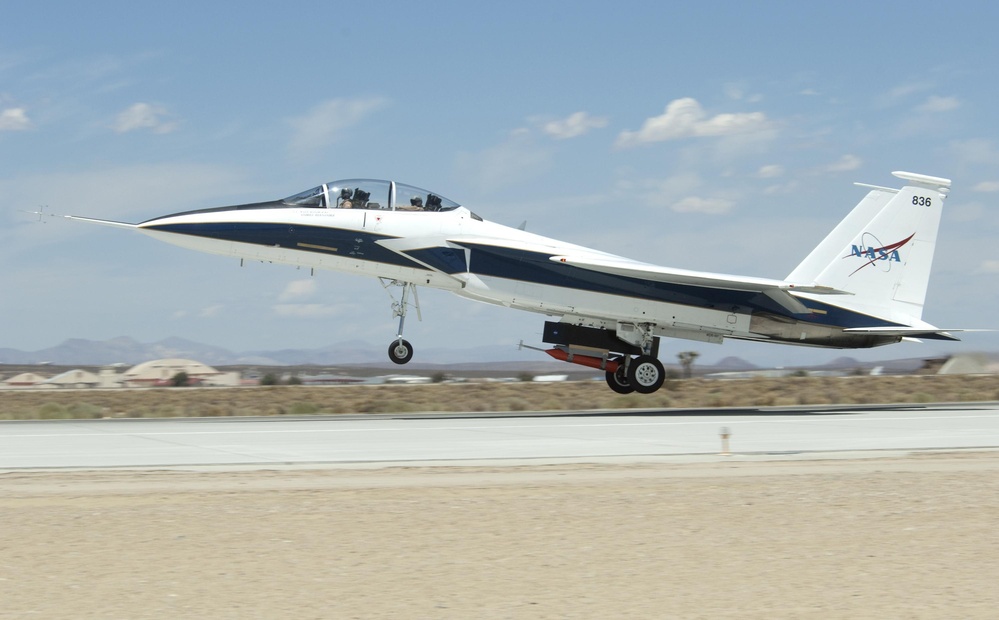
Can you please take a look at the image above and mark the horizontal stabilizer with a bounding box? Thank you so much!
[843,326,966,341]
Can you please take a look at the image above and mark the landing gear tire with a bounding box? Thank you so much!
[627,355,665,394]
[388,339,414,365]
[605,357,635,394]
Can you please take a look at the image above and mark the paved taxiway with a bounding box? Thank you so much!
[2,403,999,469]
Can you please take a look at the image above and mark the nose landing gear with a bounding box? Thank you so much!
[388,338,414,365]
[382,278,420,365]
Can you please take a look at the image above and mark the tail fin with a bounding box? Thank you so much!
[787,171,951,324]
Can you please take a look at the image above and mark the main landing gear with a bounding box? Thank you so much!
[538,321,667,394]
[382,279,420,365]
[605,355,666,394]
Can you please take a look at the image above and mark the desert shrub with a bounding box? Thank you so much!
[499,397,531,411]
[756,393,777,406]
[152,404,181,418]
[538,398,567,411]
[198,404,234,417]
[288,401,321,415]
[67,402,104,418]
[358,399,418,414]
[36,402,70,419]
[608,393,645,409]
[706,395,730,408]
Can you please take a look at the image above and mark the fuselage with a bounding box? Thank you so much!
[137,180,903,351]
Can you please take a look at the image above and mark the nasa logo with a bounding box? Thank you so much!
[844,232,914,276]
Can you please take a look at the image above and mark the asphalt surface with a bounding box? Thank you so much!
[2,403,999,469]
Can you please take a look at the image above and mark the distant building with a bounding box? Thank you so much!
[297,373,368,385]
[121,358,240,387]
[937,354,999,375]
[42,369,102,389]
[2,372,50,388]
[380,375,432,385]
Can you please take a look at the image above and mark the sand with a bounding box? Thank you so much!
[2,453,999,619]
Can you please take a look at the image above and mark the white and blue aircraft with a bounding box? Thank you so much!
[67,171,964,394]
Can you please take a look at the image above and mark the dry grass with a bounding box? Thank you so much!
[1,375,998,420]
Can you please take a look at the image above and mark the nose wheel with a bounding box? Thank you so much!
[381,279,421,365]
[388,338,414,365]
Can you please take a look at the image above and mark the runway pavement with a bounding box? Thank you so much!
[2,403,999,469]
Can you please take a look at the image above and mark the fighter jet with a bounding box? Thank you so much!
[66,171,966,394]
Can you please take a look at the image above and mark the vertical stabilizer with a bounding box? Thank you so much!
[787,171,951,323]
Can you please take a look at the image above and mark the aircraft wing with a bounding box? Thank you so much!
[548,254,850,315]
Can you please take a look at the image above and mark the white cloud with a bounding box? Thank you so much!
[113,102,178,134]
[723,83,762,103]
[542,111,608,139]
[978,260,999,274]
[278,279,317,301]
[199,304,224,318]
[671,196,734,215]
[757,164,784,178]
[455,129,552,191]
[823,154,862,173]
[0,107,31,131]
[616,174,704,211]
[875,82,933,108]
[615,98,770,148]
[171,304,223,319]
[949,139,999,165]
[973,181,999,192]
[287,97,387,153]
[916,95,959,113]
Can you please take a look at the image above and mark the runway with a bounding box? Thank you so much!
[3,403,999,469]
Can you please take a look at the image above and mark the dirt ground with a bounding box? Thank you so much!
[2,453,999,619]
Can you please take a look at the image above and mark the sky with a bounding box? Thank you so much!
[4,0,999,367]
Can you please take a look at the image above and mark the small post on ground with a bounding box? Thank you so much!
[719,426,731,456]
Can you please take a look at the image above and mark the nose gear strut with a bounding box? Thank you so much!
[381,278,421,364]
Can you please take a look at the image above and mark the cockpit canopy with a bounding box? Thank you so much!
[284,179,462,213]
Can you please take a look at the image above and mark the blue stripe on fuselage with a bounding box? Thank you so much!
[457,242,902,330]
[144,222,426,270]
[405,246,468,273]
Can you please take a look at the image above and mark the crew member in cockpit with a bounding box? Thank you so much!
[338,188,354,208]
[398,196,424,211]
